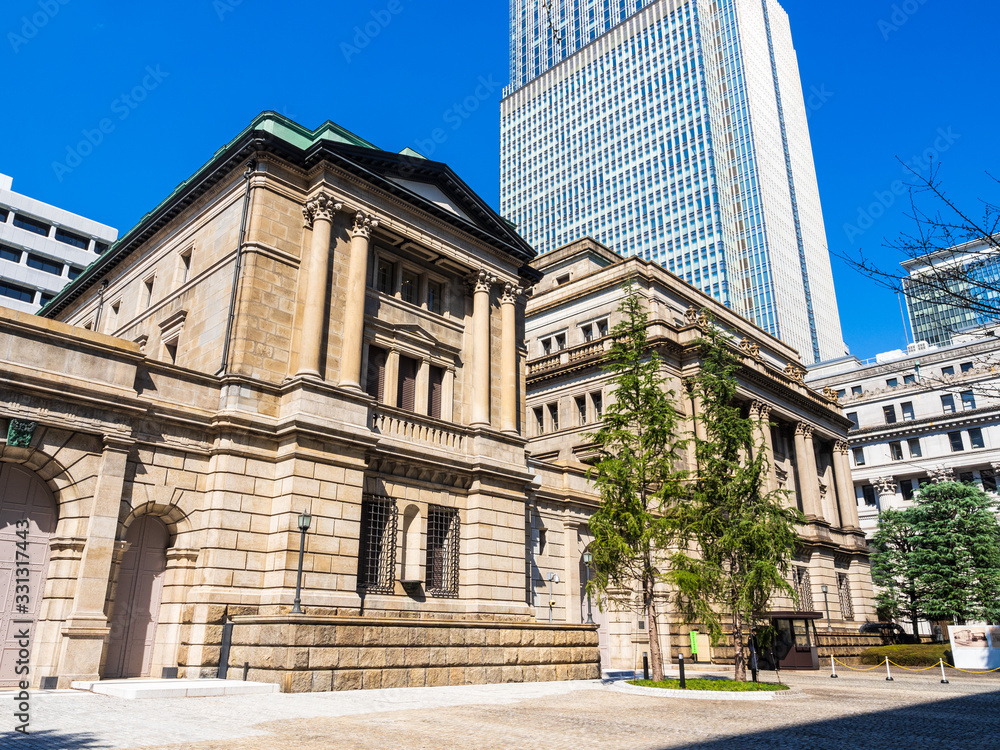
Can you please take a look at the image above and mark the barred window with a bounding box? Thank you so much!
[838,573,855,621]
[357,495,398,594]
[425,505,459,597]
[793,567,813,611]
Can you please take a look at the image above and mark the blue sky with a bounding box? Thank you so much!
[3,0,997,360]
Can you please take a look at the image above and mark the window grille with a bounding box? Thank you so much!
[425,505,460,597]
[838,573,854,621]
[793,567,813,611]
[357,495,398,594]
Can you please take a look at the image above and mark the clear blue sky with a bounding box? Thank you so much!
[3,0,997,360]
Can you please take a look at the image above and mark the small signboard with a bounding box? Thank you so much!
[948,625,1000,669]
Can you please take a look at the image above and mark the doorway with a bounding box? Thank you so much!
[104,516,168,679]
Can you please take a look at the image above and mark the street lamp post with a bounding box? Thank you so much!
[583,551,594,625]
[291,510,312,614]
[821,584,832,632]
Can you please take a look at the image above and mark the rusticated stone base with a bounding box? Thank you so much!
[221,615,600,693]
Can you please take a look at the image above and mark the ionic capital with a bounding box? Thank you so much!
[501,282,524,306]
[350,211,379,239]
[795,422,814,439]
[302,193,342,228]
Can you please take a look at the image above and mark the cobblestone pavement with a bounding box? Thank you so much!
[3,670,999,749]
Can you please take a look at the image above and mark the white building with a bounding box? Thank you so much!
[0,173,117,313]
[807,338,1000,536]
[500,0,845,364]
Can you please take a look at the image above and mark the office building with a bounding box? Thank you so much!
[500,0,845,364]
[0,173,117,312]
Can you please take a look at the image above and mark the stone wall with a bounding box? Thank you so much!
[225,615,600,692]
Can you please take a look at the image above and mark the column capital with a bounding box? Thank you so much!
[467,269,497,295]
[834,439,851,454]
[350,210,379,239]
[302,193,342,228]
[784,363,807,383]
[500,281,525,305]
[749,400,771,421]
[929,465,955,484]
[870,476,897,496]
[795,422,814,439]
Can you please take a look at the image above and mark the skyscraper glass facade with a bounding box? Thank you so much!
[500,0,846,364]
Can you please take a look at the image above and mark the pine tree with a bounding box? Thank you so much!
[669,321,802,681]
[587,285,687,681]
[870,508,923,637]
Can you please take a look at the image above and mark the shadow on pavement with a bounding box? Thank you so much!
[1,729,105,748]
[667,690,1000,749]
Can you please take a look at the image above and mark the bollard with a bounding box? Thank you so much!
[243,662,249,681]
[885,657,894,682]
[830,656,838,678]
[679,653,686,689]
[940,658,949,685]
[643,653,649,681]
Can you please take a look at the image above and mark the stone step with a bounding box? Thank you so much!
[70,678,279,700]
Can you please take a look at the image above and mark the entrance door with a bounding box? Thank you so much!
[0,464,56,687]
[104,516,168,679]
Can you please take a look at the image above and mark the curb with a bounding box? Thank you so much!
[608,680,800,701]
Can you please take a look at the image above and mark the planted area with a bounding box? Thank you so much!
[859,643,951,666]
[629,678,788,692]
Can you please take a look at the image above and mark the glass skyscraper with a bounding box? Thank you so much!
[501,0,846,364]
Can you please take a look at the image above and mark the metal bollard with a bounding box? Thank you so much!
[885,657,894,682]
[642,653,649,681]
[940,658,949,685]
[679,653,686,689]
[831,656,838,678]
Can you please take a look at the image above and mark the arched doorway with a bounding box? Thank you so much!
[579,552,610,670]
[0,463,57,687]
[104,516,168,679]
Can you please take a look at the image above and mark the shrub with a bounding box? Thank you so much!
[629,678,788,692]
[859,643,951,666]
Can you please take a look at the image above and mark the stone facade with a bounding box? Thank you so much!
[522,239,876,671]
[0,113,598,691]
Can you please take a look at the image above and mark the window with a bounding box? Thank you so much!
[949,431,964,452]
[428,365,444,419]
[941,366,955,376]
[961,362,974,373]
[846,412,859,429]
[425,505,459,597]
[397,355,418,412]
[108,300,121,332]
[357,495,398,594]
[555,274,570,286]
[142,276,155,309]
[365,345,387,401]
[576,395,587,425]
[907,438,922,458]
[961,391,977,411]
[548,403,559,431]
[886,378,898,388]
[0,243,21,263]
[54,227,89,250]
[0,280,33,303]
[37,292,53,307]
[883,405,897,424]
[862,484,878,507]
[852,447,865,466]
[541,337,552,356]
[591,391,603,420]
[901,402,914,421]
[0,208,7,222]
[376,258,394,294]
[889,441,903,461]
[836,389,847,399]
[838,574,855,621]
[26,253,63,276]
[67,266,83,281]
[554,333,566,351]
[903,374,916,385]
[596,318,609,337]
[900,479,915,501]
[400,269,418,304]
[851,386,863,396]
[969,427,985,449]
[95,241,110,254]
[178,249,192,284]
[959,472,975,485]
[792,567,813,611]
[982,469,997,492]
[12,213,49,236]
[533,406,545,435]
[941,394,956,413]
[427,280,443,314]
[163,340,178,364]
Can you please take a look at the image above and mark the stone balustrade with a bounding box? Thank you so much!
[372,405,469,452]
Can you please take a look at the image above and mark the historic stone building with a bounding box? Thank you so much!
[0,112,597,691]
[523,239,875,670]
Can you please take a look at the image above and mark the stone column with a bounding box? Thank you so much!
[833,440,861,529]
[871,476,897,509]
[443,367,456,422]
[500,282,523,434]
[751,401,777,493]
[415,359,430,416]
[384,349,400,408]
[794,423,823,520]
[339,211,379,390]
[56,436,133,686]
[297,193,341,379]
[469,270,495,428]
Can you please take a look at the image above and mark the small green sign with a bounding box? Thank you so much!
[689,630,699,654]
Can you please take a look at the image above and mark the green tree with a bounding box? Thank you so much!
[587,286,686,681]
[870,508,923,637]
[669,322,803,681]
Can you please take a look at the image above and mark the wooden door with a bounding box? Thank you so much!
[0,464,56,687]
[104,516,168,679]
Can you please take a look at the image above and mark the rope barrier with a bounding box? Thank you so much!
[830,656,1000,675]
[887,660,939,672]
[831,657,886,672]
[943,663,1000,674]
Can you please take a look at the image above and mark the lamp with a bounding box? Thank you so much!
[821,584,832,632]
[583,551,595,625]
[291,510,312,614]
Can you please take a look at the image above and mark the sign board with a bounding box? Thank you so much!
[948,625,1000,669]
